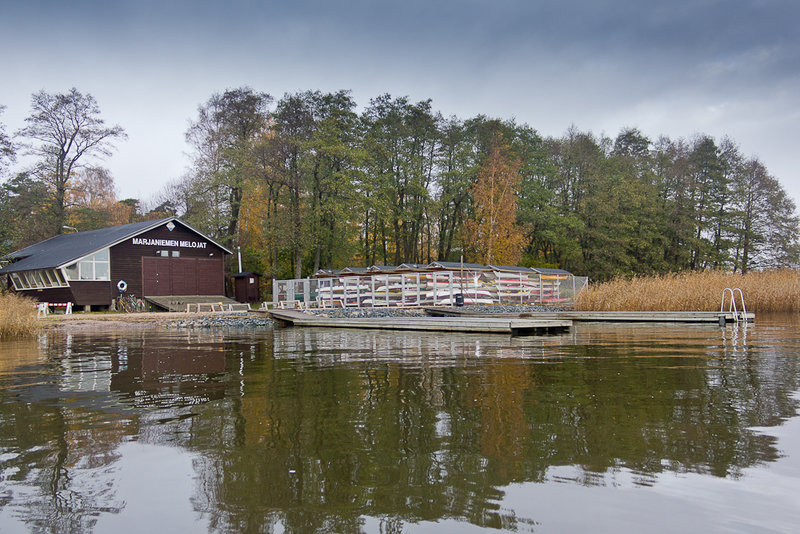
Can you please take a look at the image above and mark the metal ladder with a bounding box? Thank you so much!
[721,288,748,323]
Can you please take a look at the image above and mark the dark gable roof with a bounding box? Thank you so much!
[231,271,259,278]
[0,217,232,275]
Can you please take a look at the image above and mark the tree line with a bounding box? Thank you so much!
[1,87,798,281]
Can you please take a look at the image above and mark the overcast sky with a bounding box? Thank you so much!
[1,0,798,206]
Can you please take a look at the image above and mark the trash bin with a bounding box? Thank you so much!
[455,293,464,307]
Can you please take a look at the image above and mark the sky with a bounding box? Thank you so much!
[1,0,799,206]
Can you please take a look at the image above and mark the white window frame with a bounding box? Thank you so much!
[64,248,111,282]
[10,269,70,290]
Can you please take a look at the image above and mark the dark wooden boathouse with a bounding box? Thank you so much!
[0,217,231,310]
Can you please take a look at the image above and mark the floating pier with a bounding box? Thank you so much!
[423,308,754,324]
[266,310,572,335]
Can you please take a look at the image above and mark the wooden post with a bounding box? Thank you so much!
[539,273,543,304]
[448,271,453,306]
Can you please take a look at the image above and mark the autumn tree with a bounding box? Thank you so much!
[16,88,126,233]
[67,166,119,230]
[463,141,525,265]
[185,87,272,245]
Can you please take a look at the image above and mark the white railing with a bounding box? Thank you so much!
[272,271,588,309]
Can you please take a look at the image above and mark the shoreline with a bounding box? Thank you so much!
[40,311,260,332]
[37,305,566,333]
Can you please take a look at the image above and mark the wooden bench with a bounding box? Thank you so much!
[186,302,251,313]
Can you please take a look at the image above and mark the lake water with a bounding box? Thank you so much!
[1,315,800,533]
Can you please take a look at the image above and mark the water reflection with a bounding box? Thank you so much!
[0,319,799,533]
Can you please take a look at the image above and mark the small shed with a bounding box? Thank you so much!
[232,272,261,303]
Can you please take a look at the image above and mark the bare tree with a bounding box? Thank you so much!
[0,105,14,176]
[16,88,126,232]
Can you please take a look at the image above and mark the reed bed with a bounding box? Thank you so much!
[575,269,800,312]
[0,292,40,338]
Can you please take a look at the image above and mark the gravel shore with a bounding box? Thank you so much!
[167,313,275,330]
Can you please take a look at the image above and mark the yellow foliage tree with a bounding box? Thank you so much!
[463,142,525,265]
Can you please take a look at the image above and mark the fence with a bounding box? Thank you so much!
[273,271,588,309]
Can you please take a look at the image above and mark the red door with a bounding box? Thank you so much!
[142,257,171,296]
[196,258,224,295]
[170,258,198,295]
[143,257,223,296]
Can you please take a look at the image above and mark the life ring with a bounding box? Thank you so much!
[117,280,128,292]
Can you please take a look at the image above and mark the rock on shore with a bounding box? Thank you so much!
[166,304,566,329]
[168,313,275,330]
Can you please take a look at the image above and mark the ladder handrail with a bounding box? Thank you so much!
[721,287,737,321]
[721,287,747,323]
[733,288,747,321]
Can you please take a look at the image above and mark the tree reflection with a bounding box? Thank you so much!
[1,322,799,533]
[185,325,800,532]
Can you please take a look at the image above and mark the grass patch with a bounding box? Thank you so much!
[0,292,41,338]
[575,269,800,312]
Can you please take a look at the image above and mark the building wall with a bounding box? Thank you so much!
[9,282,110,306]
[110,222,228,299]
[69,281,112,305]
[15,286,74,304]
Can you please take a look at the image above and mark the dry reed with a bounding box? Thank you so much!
[575,269,800,312]
[0,292,41,338]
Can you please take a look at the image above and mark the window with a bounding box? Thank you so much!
[171,250,180,258]
[10,273,25,290]
[95,262,109,280]
[44,270,60,286]
[33,271,49,287]
[79,260,93,280]
[64,249,110,281]
[65,263,79,280]
[10,269,70,290]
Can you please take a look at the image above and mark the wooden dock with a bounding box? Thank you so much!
[423,308,754,324]
[266,310,572,335]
